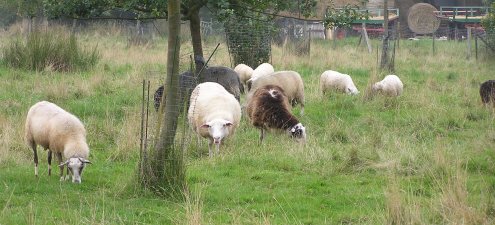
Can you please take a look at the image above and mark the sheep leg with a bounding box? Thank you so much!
[65,166,70,181]
[30,142,38,177]
[47,150,52,176]
[260,129,265,144]
[208,139,213,158]
[56,152,64,181]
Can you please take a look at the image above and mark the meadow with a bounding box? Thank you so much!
[0,25,495,224]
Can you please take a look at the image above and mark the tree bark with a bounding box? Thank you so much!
[186,2,206,74]
[380,0,390,70]
[144,0,185,195]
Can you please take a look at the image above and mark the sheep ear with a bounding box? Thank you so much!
[79,158,92,164]
[59,160,69,167]
[201,124,210,128]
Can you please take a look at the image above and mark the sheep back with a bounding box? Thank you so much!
[25,101,89,159]
[247,63,275,91]
[154,71,197,112]
[248,70,305,108]
[199,66,244,101]
[188,82,241,139]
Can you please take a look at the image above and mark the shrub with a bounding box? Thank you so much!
[2,30,99,72]
[481,3,495,52]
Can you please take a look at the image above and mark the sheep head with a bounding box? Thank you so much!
[346,87,360,95]
[60,157,91,184]
[201,119,233,146]
[372,82,383,92]
[289,123,306,142]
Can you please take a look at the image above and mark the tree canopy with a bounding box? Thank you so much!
[43,0,316,21]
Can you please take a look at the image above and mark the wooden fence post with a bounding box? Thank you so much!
[467,27,472,59]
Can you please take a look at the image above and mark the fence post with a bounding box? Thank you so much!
[396,21,400,49]
[362,23,372,53]
[475,33,478,60]
[432,32,435,55]
[467,27,472,59]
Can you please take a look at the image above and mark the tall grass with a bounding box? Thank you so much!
[2,29,99,72]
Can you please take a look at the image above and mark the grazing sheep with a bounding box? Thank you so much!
[480,80,495,106]
[247,70,305,114]
[246,63,275,91]
[247,84,306,143]
[25,101,91,183]
[320,70,359,95]
[154,71,196,112]
[188,82,242,157]
[234,63,254,88]
[372,75,403,97]
[195,56,244,100]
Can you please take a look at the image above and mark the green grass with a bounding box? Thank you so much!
[1,28,495,224]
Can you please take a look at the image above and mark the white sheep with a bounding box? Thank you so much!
[246,63,275,91]
[187,82,242,157]
[372,75,404,97]
[234,63,254,87]
[247,70,305,115]
[320,70,359,95]
[24,101,91,183]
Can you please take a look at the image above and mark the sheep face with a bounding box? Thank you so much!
[61,157,91,183]
[289,123,306,142]
[346,86,360,95]
[201,119,233,146]
[372,82,383,92]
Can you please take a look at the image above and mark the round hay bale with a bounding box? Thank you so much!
[407,3,440,34]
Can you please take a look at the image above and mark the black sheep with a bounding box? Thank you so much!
[153,56,244,111]
[480,80,495,106]
[153,71,196,112]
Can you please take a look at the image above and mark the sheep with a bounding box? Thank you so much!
[480,80,495,106]
[246,84,306,143]
[372,75,404,97]
[246,63,275,91]
[153,58,245,111]
[154,71,196,112]
[320,70,359,95]
[247,70,305,115]
[234,63,254,88]
[24,101,91,183]
[187,82,242,157]
[195,56,244,100]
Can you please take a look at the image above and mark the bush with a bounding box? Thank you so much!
[481,3,495,51]
[2,30,100,72]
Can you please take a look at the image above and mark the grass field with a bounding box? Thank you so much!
[1,27,495,224]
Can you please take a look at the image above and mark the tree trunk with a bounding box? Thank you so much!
[142,0,185,196]
[380,0,390,70]
[188,4,205,75]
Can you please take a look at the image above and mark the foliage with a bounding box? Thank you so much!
[17,0,43,18]
[2,30,100,72]
[481,3,495,51]
[0,0,19,27]
[324,4,368,29]
[43,0,167,19]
